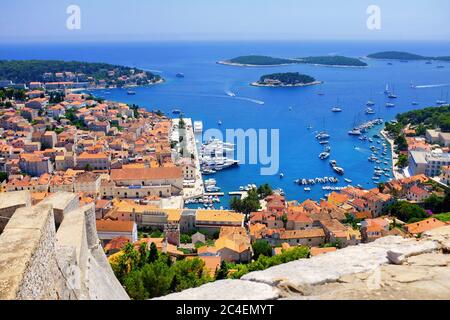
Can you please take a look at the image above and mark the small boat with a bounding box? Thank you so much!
[304,187,311,192]
[279,173,284,179]
[387,62,393,66]
[344,178,352,183]
[425,61,432,65]
[333,167,345,175]
[318,92,325,96]
[319,140,329,145]
[319,152,330,160]
[176,73,185,78]
[172,109,182,115]
[127,90,136,95]
[385,102,395,107]
[307,124,313,130]
[329,160,337,167]
[218,120,223,126]
[202,169,216,175]
[331,107,342,113]
[289,107,293,111]
[437,65,445,69]
[412,101,419,106]
[365,107,375,115]
[348,128,362,136]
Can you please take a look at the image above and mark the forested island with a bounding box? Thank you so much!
[218,55,297,66]
[219,55,367,67]
[0,60,163,87]
[295,55,367,67]
[368,51,450,62]
[251,72,321,87]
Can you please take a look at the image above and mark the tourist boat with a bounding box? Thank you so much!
[202,169,216,175]
[331,107,342,113]
[206,185,221,193]
[127,90,136,95]
[176,73,185,78]
[348,128,362,136]
[319,152,330,160]
[316,132,330,140]
[333,166,345,175]
[365,107,375,115]
[385,102,395,107]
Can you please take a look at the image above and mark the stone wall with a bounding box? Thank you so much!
[157,226,450,300]
[0,191,129,300]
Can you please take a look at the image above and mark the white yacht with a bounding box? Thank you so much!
[193,121,203,133]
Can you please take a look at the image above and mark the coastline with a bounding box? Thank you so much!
[217,60,297,67]
[68,78,165,93]
[218,60,367,68]
[380,129,405,180]
[250,80,323,87]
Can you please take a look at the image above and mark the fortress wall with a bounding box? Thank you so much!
[0,204,59,300]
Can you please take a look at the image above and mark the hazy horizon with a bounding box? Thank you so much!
[1,0,449,43]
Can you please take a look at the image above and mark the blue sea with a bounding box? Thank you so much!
[2,41,450,207]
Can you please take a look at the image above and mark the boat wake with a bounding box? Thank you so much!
[234,96,265,105]
[414,83,450,89]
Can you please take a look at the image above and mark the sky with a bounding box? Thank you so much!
[1,0,450,42]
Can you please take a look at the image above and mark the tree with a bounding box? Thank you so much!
[396,154,408,169]
[123,270,148,300]
[215,261,228,280]
[138,242,149,268]
[424,193,444,214]
[387,201,428,223]
[394,135,408,152]
[0,172,8,183]
[252,240,273,260]
[148,242,158,263]
[179,116,186,129]
[257,183,273,199]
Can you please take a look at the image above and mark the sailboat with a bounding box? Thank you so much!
[366,90,375,106]
[331,98,342,112]
[436,90,448,105]
[388,86,397,99]
[384,84,390,95]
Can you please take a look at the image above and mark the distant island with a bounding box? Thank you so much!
[219,55,367,67]
[367,51,450,62]
[0,60,163,89]
[251,72,321,87]
[294,55,367,67]
[217,55,297,67]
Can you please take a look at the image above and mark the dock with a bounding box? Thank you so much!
[204,192,224,197]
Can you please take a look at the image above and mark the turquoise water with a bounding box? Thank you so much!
[2,41,450,207]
